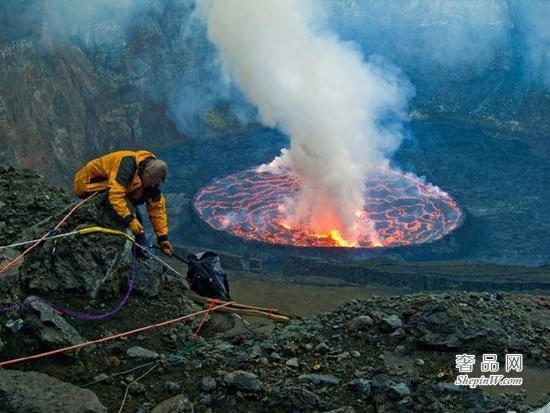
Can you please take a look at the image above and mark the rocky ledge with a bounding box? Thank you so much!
[0,167,548,412]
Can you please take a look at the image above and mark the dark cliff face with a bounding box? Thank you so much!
[0,0,185,185]
[406,55,550,158]
[328,0,550,150]
[1,0,549,186]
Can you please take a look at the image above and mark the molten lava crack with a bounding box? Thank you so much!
[194,167,462,248]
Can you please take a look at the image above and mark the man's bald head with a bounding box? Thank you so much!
[142,159,168,187]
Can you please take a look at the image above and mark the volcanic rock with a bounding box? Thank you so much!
[286,357,299,367]
[388,382,411,400]
[126,346,160,360]
[26,296,84,347]
[200,376,217,392]
[265,386,335,412]
[533,401,550,413]
[406,296,537,353]
[134,259,162,298]
[315,341,331,352]
[0,166,69,247]
[16,193,132,297]
[346,315,375,331]
[381,314,403,332]
[298,373,341,386]
[223,370,262,392]
[0,369,106,413]
[269,351,281,361]
[198,394,212,405]
[0,15,182,184]
[349,378,373,400]
[152,394,194,413]
[164,381,182,393]
[325,408,356,413]
[1,168,549,412]
[249,344,262,358]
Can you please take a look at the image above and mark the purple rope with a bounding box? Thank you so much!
[0,297,39,314]
[0,247,137,321]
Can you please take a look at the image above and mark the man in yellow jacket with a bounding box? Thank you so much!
[73,150,174,256]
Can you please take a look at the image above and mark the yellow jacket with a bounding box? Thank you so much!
[73,150,169,240]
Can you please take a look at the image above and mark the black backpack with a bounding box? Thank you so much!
[185,251,231,301]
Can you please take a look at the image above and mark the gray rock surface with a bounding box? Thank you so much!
[223,370,262,392]
[126,346,160,360]
[200,376,217,393]
[0,11,181,184]
[18,193,131,298]
[299,373,341,386]
[346,315,374,331]
[151,394,194,413]
[26,297,84,347]
[0,369,106,413]
[381,314,402,331]
[164,381,181,393]
[286,357,299,367]
[349,378,372,399]
[265,386,334,412]
[1,168,549,413]
[388,382,411,400]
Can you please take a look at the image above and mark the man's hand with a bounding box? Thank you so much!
[129,218,144,235]
[132,233,150,259]
[159,240,174,256]
[134,233,149,248]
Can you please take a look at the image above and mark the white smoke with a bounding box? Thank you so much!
[200,0,413,241]
[509,0,550,88]
[326,0,511,70]
[326,0,550,89]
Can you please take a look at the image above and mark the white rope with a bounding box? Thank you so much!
[0,226,185,282]
[0,231,80,250]
[136,244,184,280]
[118,362,160,412]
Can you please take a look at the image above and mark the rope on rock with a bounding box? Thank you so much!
[118,362,160,413]
[0,225,185,281]
[0,230,80,250]
[0,193,98,275]
[0,300,235,368]
[193,299,218,337]
[76,226,185,281]
[0,231,137,320]
[0,225,186,319]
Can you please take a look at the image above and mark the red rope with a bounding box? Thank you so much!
[0,300,234,368]
[193,299,219,338]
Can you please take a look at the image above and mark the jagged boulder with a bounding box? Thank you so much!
[0,369,106,413]
[11,192,166,300]
[265,386,335,412]
[223,370,262,392]
[152,394,194,413]
[405,293,540,356]
[0,166,69,247]
[24,297,84,347]
[17,193,131,298]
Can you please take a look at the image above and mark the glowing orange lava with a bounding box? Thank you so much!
[194,167,463,248]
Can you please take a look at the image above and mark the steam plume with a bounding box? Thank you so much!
[200,0,413,241]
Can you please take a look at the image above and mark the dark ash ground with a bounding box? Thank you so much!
[0,166,549,412]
